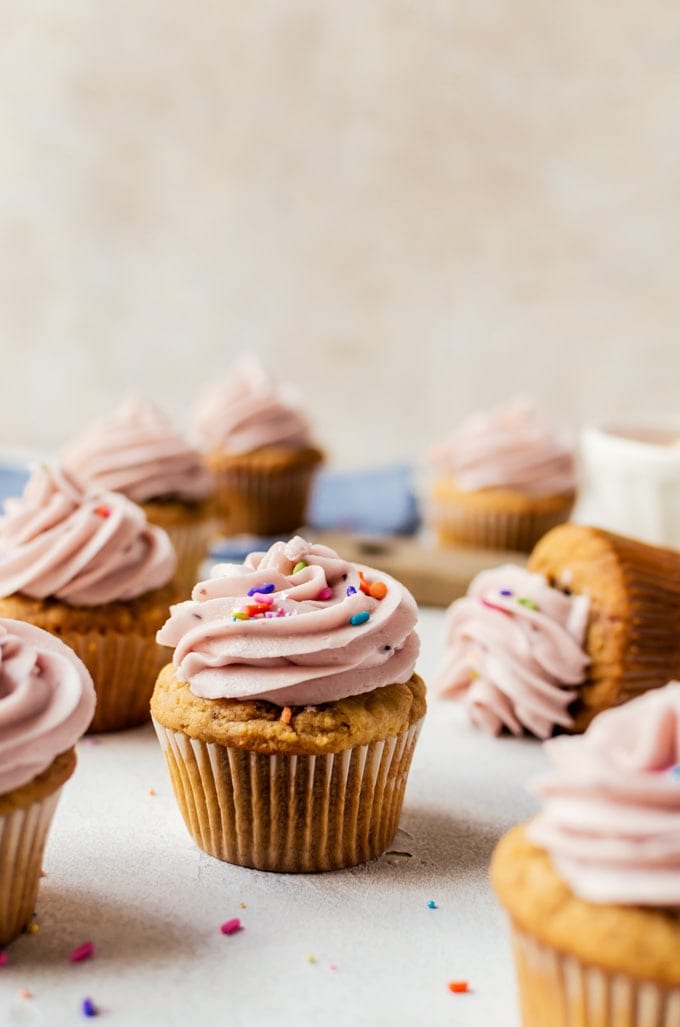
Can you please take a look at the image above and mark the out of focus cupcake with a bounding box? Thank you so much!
[62,397,216,594]
[434,523,680,736]
[427,398,576,552]
[0,466,177,732]
[151,535,425,873]
[492,684,680,1027]
[193,355,324,538]
[0,618,95,945]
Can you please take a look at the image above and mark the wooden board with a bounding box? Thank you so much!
[313,531,527,608]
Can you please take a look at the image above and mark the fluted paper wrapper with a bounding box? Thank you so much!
[214,465,318,537]
[431,498,573,553]
[152,718,423,873]
[163,520,217,596]
[509,924,680,1027]
[62,632,168,733]
[0,791,62,946]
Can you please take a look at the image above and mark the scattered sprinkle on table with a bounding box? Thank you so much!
[69,941,95,964]
[19,989,32,999]
[220,918,242,936]
[448,980,470,994]
[81,996,98,1017]
[148,787,157,796]
[0,951,7,967]
[328,964,338,972]
[26,921,39,935]
[427,900,437,909]
[239,902,246,909]
[306,955,317,964]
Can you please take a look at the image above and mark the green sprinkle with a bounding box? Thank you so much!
[293,561,307,574]
[516,597,539,611]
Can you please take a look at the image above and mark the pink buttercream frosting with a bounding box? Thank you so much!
[0,466,176,606]
[430,398,576,495]
[193,354,316,454]
[0,618,95,794]
[527,683,680,906]
[434,564,590,738]
[157,536,420,706]
[62,397,212,502]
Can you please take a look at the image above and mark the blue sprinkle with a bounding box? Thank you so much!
[247,583,275,596]
[81,997,97,1018]
[427,900,437,909]
[350,611,370,626]
[499,589,513,596]
[346,586,357,596]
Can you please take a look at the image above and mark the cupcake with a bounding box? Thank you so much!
[492,684,680,1027]
[427,398,576,551]
[0,465,177,732]
[0,618,95,946]
[193,354,324,538]
[434,523,680,736]
[151,535,425,872]
[61,397,216,594]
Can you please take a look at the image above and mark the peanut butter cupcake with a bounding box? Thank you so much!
[152,535,425,872]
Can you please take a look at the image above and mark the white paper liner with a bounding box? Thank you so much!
[510,924,680,1027]
[0,791,61,946]
[152,717,423,872]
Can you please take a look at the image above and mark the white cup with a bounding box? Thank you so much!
[579,420,680,549]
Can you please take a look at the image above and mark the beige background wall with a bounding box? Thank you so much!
[0,3,678,467]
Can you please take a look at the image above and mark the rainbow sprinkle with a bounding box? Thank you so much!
[427,900,437,909]
[350,612,370,626]
[292,561,307,574]
[81,997,98,1017]
[448,980,470,994]
[247,583,275,596]
[220,918,242,936]
[69,941,95,964]
[516,597,539,611]
[0,951,7,967]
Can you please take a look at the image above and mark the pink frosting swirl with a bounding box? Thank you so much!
[527,683,680,906]
[193,354,315,454]
[434,564,589,738]
[0,618,96,793]
[157,536,419,706]
[0,466,176,606]
[429,398,576,494]
[62,397,212,502]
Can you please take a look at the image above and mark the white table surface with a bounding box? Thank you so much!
[1,606,547,1027]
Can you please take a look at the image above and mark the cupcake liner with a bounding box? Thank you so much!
[152,718,423,872]
[214,465,319,537]
[62,632,168,733]
[509,923,680,1027]
[430,496,573,552]
[0,791,61,946]
[163,519,217,596]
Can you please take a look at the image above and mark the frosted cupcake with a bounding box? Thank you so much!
[434,523,680,736]
[193,355,324,537]
[0,619,95,945]
[0,465,177,732]
[428,398,576,552]
[152,535,425,872]
[492,684,680,1027]
[62,397,216,593]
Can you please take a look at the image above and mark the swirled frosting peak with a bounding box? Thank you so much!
[157,535,420,706]
[434,564,590,738]
[0,465,176,606]
[0,618,95,793]
[193,354,315,454]
[62,397,212,502]
[429,398,576,494]
[528,683,680,906]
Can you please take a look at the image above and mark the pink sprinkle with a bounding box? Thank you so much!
[329,963,338,971]
[276,608,286,617]
[317,587,333,601]
[264,611,278,618]
[480,597,511,616]
[220,918,242,936]
[0,951,8,967]
[252,593,274,605]
[68,941,95,963]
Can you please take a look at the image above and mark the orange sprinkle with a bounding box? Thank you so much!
[280,707,292,725]
[19,989,32,999]
[369,581,388,600]
[148,787,157,797]
[448,980,470,994]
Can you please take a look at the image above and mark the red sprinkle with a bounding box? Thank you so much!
[317,587,333,601]
[448,980,470,994]
[0,951,7,967]
[93,506,111,519]
[220,918,242,936]
[68,941,95,964]
[480,597,511,616]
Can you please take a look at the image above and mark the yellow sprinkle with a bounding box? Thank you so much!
[26,922,39,935]
[307,954,317,964]
[239,902,246,909]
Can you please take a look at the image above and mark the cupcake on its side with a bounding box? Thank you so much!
[62,397,216,593]
[0,619,95,945]
[492,684,680,1027]
[152,535,425,873]
[428,398,576,552]
[0,466,177,732]
[434,523,680,736]
[193,355,324,538]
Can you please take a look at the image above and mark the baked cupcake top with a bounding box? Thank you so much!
[527,683,680,906]
[61,397,212,503]
[0,465,176,606]
[157,535,419,707]
[193,354,316,454]
[433,564,590,737]
[0,618,95,793]
[429,397,576,495]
